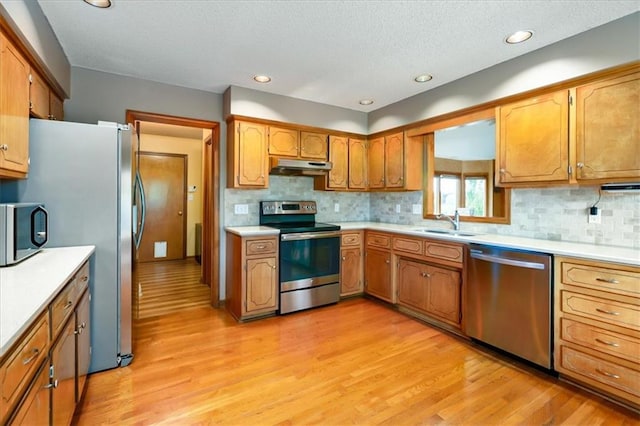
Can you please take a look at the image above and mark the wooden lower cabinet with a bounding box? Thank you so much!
[76,291,91,402]
[397,258,461,327]
[8,362,50,425]
[364,248,393,302]
[340,231,363,296]
[50,319,76,426]
[226,233,279,321]
[554,256,640,409]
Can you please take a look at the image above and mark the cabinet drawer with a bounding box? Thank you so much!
[366,233,390,249]
[0,313,48,421]
[561,290,639,331]
[559,345,640,400]
[51,280,77,338]
[75,261,90,294]
[560,318,640,363]
[561,261,639,297]
[245,239,277,255]
[424,241,463,264]
[341,232,361,247]
[392,236,422,255]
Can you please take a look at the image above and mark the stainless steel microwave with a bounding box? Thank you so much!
[0,203,48,266]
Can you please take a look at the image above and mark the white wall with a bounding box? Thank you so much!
[0,0,70,95]
[225,85,368,134]
[369,12,640,133]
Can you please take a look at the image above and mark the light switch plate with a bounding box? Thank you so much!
[412,204,422,214]
[395,204,401,213]
[334,203,340,212]
[234,204,249,215]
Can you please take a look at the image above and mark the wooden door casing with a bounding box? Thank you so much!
[138,152,187,262]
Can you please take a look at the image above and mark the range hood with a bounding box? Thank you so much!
[269,157,332,176]
[601,182,640,192]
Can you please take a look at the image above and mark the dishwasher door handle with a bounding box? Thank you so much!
[470,251,547,270]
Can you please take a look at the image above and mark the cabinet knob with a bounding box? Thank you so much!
[421,272,430,278]
[44,380,59,389]
[499,168,506,174]
[178,211,183,216]
[385,259,390,264]
[342,256,346,261]
[577,162,584,168]
[0,144,8,151]
[272,265,276,269]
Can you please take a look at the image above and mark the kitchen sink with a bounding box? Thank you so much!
[413,228,479,237]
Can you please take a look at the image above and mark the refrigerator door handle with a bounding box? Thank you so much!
[133,171,146,250]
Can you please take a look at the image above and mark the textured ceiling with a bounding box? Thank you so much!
[37,1,639,112]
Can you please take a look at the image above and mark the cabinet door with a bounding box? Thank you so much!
[498,90,569,184]
[300,131,328,160]
[49,93,64,121]
[76,291,90,402]
[8,362,50,426]
[50,318,76,426]
[397,258,428,312]
[385,132,405,188]
[364,248,393,302]
[235,121,268,187]
[268,126,298,157]
[245,257,278,314]
[368,137,385,189]
[575,71,640,181]
[328,135,348,189]
[340,247,362,296]
[348,138,367,189]
[29,69,49,119]
[425,265,461,326]
[0,33,30,175]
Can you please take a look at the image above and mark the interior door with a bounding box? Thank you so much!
[138,152,187,262]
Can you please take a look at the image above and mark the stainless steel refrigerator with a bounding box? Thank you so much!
[7,119,138,373]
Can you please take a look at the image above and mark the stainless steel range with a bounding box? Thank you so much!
[259,201,341,314]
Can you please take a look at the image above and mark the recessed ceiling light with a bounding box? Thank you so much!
[253,75,271,83]
[83,0,112,8]
[505,30,533,44]
[359,99,374,106]
[414,74,433,83]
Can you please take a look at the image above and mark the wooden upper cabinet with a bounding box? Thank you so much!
[0,32,30,177]
[49,93,64,121]
[498,90,570,185]
[328,135,348,189]
[268,126,298,157]
[368,136,385,189]
[29,69,49,119]
[348,137,367,189]
[300,131,328,160]
[575,70,640,182]
[227,120,268,188]
[385,131,405,188]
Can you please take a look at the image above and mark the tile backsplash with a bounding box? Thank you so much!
[225,176,639,249]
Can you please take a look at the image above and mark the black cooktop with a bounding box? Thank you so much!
[265,221,340,234]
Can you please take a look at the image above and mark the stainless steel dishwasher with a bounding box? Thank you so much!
[466,244,552,369]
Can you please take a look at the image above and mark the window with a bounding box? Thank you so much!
[463,175,487,217]
[434,173,488,217]
[433,173,460,215]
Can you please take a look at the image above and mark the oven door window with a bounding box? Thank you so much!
[280,236,340,283]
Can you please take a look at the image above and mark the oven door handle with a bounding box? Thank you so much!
[280,231,342,241]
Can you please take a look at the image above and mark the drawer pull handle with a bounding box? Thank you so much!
[596,368,620,379]
[81,276,89,282]
[595,308,620,316]
[256,245,265,249]
[420,272,431,278]
[596,277,619,284]
[595,338,619,347]
[22,348,40,365]
[65,300,73,309]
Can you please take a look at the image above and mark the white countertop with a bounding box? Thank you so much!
[225,226,281,237]
[226,221,639,266]
[0,246,95,356]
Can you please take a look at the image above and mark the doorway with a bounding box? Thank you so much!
[126,110,220,317]
[137,152,187,262]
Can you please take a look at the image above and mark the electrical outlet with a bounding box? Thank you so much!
[395,204,401,213]
[334,203,340,213]
[234,204,249,215]
[412,204,422,214]
[588,207,601,224]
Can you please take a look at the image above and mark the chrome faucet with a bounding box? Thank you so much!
[436,210,460,230]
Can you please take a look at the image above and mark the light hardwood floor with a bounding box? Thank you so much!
[134,258,210,319]
[74,298,638,425]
